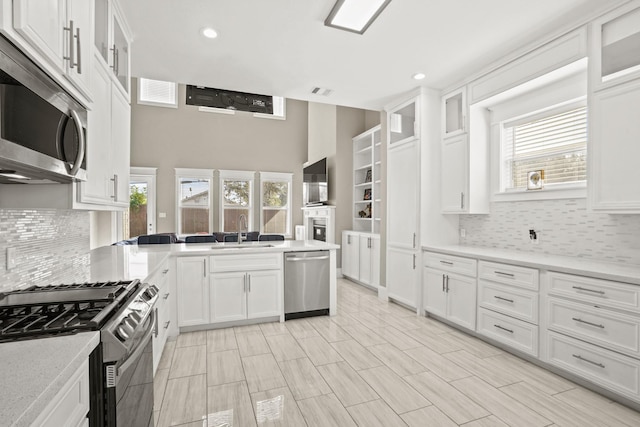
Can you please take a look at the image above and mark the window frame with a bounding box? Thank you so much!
[259,172,293,238]
[137,78,178,109]
[219,170,255,232]
[175,168,214,235]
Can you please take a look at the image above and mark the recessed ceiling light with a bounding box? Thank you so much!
[413,73,426,80]
[202,27,218,39]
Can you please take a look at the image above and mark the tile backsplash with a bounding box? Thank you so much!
[0,209,90,292]
[459,199,640,266]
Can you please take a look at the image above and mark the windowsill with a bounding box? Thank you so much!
[493,184,586,202]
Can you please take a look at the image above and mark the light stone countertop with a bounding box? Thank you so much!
[0,332,100,427]
[422,244,640,285]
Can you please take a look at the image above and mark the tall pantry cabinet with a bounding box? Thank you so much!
[385,96,420,308]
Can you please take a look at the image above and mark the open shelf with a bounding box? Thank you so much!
[351,125,382,233]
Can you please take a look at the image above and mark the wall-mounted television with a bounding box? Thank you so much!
[303,157,328,206]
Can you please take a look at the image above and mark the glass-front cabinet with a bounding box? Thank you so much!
[94,0,131,99]
[442,87,467,138]
[388,98,418,145]
[591,3,640,90]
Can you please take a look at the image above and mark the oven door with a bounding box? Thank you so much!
[104,310,155,427]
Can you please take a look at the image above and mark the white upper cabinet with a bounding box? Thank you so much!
[590,3,640,91]
[13,0,93,98]
[388,98,418,146]
[442,87,467,138]
[94,0,131,100]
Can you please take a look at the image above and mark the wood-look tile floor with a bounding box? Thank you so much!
[153,279,640,426]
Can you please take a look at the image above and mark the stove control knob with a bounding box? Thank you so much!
[116,325,130,341]
[142,285,159,301]
[129,312,142,323]
[124,316,138,330]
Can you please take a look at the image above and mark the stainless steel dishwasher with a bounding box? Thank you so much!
[284,250,330,319]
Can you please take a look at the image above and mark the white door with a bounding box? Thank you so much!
[128,171,156,238]
[446,274,477,330]
[359,235,372,286]
[247,270,281,319]
[423,268,447,318]
[341,232,360,280]
[441,134,468,213]
[176,257,209,327]
[210,272,247,323]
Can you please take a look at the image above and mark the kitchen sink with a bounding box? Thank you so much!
[210,243,275,250]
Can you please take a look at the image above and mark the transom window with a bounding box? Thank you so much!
[501,102,587,191]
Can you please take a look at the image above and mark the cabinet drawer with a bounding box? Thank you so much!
[478,280,538,324]
[424,252,476,277]
[477,308,539,357]
[547,331,640,399]
[547,298,640,357]
[210,253,282,272]
[33,359,89,427]
[478,261,538,290]
[548,272,640,313]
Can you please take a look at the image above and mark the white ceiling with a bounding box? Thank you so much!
[120,0,623,111]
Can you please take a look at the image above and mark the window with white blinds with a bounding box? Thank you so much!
[138,78,178,108]
[501,103,587,191]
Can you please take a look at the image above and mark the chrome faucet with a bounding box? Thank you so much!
[237,214,248,244]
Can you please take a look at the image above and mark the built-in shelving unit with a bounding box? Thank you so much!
[352,125,382,232]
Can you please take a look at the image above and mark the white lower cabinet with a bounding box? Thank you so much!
[477,307,539,356]
[209,269,280,322]
[176,256,209,327]
[151,260,173,375]
[32,359,89,427]
[342,231,380,289]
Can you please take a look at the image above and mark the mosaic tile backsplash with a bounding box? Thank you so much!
[459,199,640,266]
[0,209,90,292]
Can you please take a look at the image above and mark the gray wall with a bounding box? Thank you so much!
[130,80,309,234]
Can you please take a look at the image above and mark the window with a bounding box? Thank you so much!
[260,172,292,237]
[138,78,178,108]
[220,170,254,232]
[501,102,587,192]
[175,168,213,234]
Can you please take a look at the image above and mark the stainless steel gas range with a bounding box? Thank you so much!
[0,280,159,427]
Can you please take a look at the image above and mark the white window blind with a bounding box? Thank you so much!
[501,104,587,191]
[138,78,177,107]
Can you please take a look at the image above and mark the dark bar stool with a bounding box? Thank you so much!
[184,235,217,243]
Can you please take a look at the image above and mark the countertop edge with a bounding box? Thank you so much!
[422,245,640,285]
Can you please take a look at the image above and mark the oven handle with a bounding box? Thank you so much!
[117,309,155,377]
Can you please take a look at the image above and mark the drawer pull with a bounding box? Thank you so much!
[572,286,605,295]
[494,271,515,278]
[163,293,170,300]
[164,321,171,329]
[572,317,605,329]
[494,324,514,334]
[162,269,169,274]
[440,260,453,265]
[494,295,514,303]
[572,354,605,368]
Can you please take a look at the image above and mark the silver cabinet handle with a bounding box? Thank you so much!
[442,274,445,292]
[494,295,514,303]
[243,273,247,292]
[110,174,118,201]
[460,192,465,209]
[164,321,170,329]
[412,233,416,249]
[572,286,605,295]
[162,269,169,274]
[494,271,514,278]
[440,260,453,265]
[347,235,351,244]
[203,259,206,277]
[446,275,450,292]
[413,254,416,270]
[572,317,605,329]
[572,354,605,368]
[63,20,75,68]
[153,307,159,338]
[494,324,513,334]
[248,274,251,292]
[110,44,119,75]
[163,293,170,300]
[75,27,81,74]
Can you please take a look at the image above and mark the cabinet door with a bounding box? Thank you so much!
[65,0,93,96]
[13,0,66,71]
[112,7,130,98]
[441,134,469,213]
[247,270,281,319]
[387,140,419,249]
[387,247,418,308]
[79,58,112,205]
[388,98,418,145]
[442,87,466,138]
[177,257,209,327]
[341,232,360,279]
[110,83,131,207]
[210,272,247,323]
[589,79,640,212]
[423,267,447,318]
[446,274,477,330]
[359,235,372,285]
[370,235,381,287]
[93,0,110,65]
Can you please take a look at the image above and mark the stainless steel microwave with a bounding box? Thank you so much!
[0,35,87,184]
